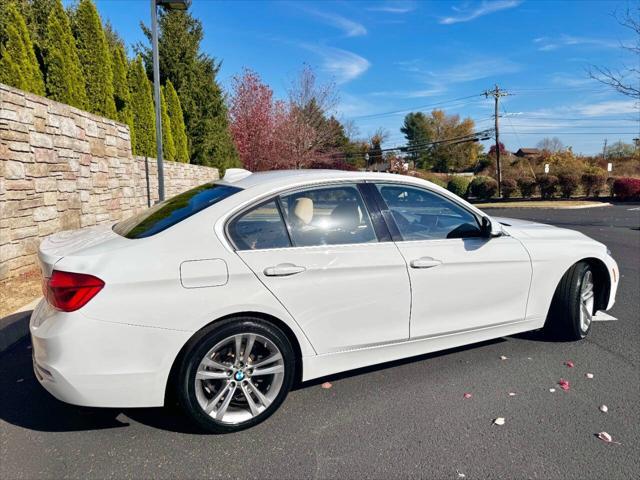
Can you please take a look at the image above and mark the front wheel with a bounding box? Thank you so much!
[176,318,295,433]
[545,261,595,341]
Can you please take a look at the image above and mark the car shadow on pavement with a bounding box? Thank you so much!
[0,335,505,435]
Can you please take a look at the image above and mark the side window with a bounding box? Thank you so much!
[376,184,481,241]
[228,200,291,250]
[280,185,377,247]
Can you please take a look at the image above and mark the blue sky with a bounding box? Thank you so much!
[92,0,639,155]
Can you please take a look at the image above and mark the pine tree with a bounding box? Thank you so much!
[139,10,238,170]
[25,0,57,72]
[128,56,156,157]
[160,85,176,161]
[164,79,189,162]
[0,2,45,95]
[42,0,87,108]
[72,0,116,118]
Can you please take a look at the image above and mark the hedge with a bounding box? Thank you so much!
[447,176,472,198]
[517,177,537,198]
[537,174,558,199]
[469,176,498,199]
[612,177,640,199]
[500,179,517,199]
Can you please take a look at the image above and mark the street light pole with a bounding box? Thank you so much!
[150,0,165,202]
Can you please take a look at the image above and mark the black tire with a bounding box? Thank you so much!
[175,317,295,433]
[544,261,594,341]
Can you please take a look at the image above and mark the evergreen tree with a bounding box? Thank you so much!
[110,43,134,126]
[25,0,57,72]
[138,10,238,170]
[165,79,189,162]
[128,56,155,157]
[0,2,45,95]
[72,0,116,118]
[42,0,87,108]
[160,85,176,161]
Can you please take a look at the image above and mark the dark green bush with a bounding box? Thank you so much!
[447,176,472,198]
[558,173,580,198]
[500,179,518,199]
[469,176,498,200]
[517,177,537,198]
[536,174,558,199]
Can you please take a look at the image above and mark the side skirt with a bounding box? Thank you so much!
[301,318,541,382]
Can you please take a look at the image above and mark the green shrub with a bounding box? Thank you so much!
[536,174,558,199]
[581,167,607,197]
[447,176,472,198]
[469,176,498,200]
[558,173,580,198]
[501,179,517,199]
[422,173,447,188]
[517,177,537,198]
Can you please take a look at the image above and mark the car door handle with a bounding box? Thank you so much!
[263,263,307,277]
[410,257,442,269]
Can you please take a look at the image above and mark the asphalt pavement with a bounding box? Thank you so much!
[1,203,638,479]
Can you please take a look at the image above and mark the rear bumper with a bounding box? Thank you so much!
[29,300,191,408]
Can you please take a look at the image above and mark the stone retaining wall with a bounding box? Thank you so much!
[0,83,219,280]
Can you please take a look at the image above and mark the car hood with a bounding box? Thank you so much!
[492,216,591,242]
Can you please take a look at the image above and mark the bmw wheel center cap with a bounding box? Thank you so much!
[234,371,245,381]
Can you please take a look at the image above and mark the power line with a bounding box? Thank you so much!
[348,94,483,120]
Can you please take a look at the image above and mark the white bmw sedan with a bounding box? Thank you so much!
[31,169,618,432]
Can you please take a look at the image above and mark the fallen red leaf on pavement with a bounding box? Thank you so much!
[565,360,575,368]
[558,379,570,391]
[321,382,332,389]
[463,393,472,399]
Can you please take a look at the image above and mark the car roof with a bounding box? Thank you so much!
[216,169,423,190]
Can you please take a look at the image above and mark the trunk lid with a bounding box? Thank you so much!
[38,223,126,277]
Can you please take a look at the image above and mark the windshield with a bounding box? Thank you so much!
[113,183,241,239]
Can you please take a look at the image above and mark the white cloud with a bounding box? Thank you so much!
[439,0,521,25]
[367,2,415,14]
[535,35,619,51]
[304,9,367,37]
[401,58,521,84]
[577,100,639,116]
[303,45,371,84]
[368,88,445,98]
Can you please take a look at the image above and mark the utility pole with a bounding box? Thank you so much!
[602,138,608,160]
[484,84,509,197]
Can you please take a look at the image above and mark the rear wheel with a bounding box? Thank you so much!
[545,261,595,340]
[176,318,295,433]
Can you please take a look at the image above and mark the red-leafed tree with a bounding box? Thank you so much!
[229,69,288,171]
[488,142,507,157]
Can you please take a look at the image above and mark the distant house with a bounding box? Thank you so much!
[515,148,541,158]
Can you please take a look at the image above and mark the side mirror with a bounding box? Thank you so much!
[481,216,502,238]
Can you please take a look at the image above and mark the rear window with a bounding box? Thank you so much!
[114,183,241,239]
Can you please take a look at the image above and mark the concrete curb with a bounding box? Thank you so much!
[479,202,612,210]
[0,297,41,354]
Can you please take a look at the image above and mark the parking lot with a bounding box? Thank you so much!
[1,204,638,479]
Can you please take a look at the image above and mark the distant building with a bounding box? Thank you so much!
[514,148,541,158]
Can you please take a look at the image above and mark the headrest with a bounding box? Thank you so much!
[330,202,360,230]
[293,197,314,225]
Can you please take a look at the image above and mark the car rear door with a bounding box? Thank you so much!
[372,182,532,338]
[228,183,411,354]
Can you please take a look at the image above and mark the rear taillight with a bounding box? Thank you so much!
[43,271,105,312]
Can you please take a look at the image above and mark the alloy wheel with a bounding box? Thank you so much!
[194,333,285,424]
[579,270,594,333]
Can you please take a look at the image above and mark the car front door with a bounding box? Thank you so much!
[228,183,411,354]
[373,183,532,339]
